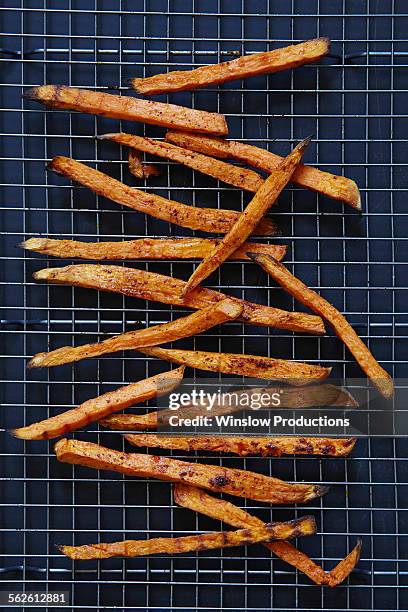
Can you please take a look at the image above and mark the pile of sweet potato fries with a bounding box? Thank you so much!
[15,37,392,584]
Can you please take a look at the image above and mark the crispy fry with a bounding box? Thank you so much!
[249,253,394,399]
[130,38,330,94]
[174,484,360,587]
[58,516,316,560]
[33,265,326,335]
[128,150,161,179]
[125,434,357,457]
[54,438,328,504]
[28,299,243,368]
[182,136,310,295]
[21,237,287,262]
[165,131,361,210]
[24,85,228,135]
[100,133,264,192]
[140,346,331,385]
[48,156,276,235]
[12,366,184,440]
[100,412,159,431]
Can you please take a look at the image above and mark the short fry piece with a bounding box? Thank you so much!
[249,253,394,399]
[130,38,330,94]
[128,150,161,179]
[33,265,326,335]
[12,366,184,440]
[140,346,331,385]
[54,438,328,504]
[174,484,360,587]
[48,157,276,236]
[21,237,287,262]
[165,131,361,210]
[59,516,316,560]
[182,136,310,295]
[125,434,356,457]
[24,85,228,135]
[101,133,263,192]
[28,299,243,368]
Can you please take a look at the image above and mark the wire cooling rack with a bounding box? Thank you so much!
[1,1,407,611]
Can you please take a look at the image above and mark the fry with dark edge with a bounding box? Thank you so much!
[54,438,328,504]
[58,516,316,560]
[165,131,361,210]
[24,85,228,135]
[182,136,311,296]
[48,157,276,235]
[129,38,330,94]
[100,133,264,192]
[128,150,161,179]
[21,237,287,262]
[249,253,394,399]
[140,346,331,385]
[125,434,357,457]
[33,265,326,335]
[174,484,361,587]
[11,366,184,441]
[28,299,243,368]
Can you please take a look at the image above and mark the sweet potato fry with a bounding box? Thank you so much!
[48,156,276,236]
[58,516,316,560]
[125,434,356,457]
[54,438,328,504]
[249,253,394,399]
[21,237,287,262]
[24,85,228,135]
[128,150,161,179]
[174,484,361,587]
[130,38,330,94]
[165,131,361,210]
[182,136,310,296]
[100,133,263,192]
[12,366,184,440]
[33,265,325,335]
[28,299,242,368]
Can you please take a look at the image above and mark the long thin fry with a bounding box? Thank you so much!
[58,516,316,560]
[125,434,357,457]
[182,136,310,296]
[12,366,184,440]
[174,484,361,587]
[33,265,326,335]
[130,38,330,94]
[48,156,276,235]
[28,299,242,368]
[165,131,361,210]
[249,253,394,399]
[54,438,328,504]
[24,85,228,135]
[128,150,160,179]
[140,346,331,385]
[21,237,287,262]
[100,133,264,192]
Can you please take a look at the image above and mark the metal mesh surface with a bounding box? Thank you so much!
[1,1,407,610]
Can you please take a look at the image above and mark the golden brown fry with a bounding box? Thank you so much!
[165,131,361,210]
[130,38,330,94]
[250,253,394,399]
[141,346,331,385]
[24,85,228,135]
[128,150,161,179]
[33,265,326,335]
[125,434,356,457]
[182,136,310,296]
[54,438,328,504]
[174,484,360,587]
[101,133,263,192]
[21,237,287,262]
[100,412,159,431]
[12,366,184,441]
[28,299,242,368]
[58,516,316,560]
[48,157,276,236]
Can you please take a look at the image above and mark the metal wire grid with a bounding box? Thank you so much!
[1,1,407,610]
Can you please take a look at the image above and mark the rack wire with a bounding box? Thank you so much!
[1,1,407,611]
